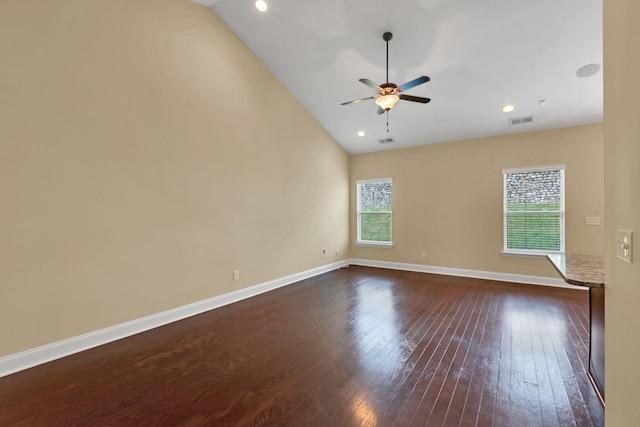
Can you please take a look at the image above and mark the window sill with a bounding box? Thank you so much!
[356,241,395,249]
[501,250,563,259]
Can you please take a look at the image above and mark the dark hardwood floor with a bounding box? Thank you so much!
[0,266,603,426]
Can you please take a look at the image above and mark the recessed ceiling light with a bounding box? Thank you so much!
[357,131,366,137]
[502,105,515,113]
[576,63,601,78]
[255,0,267,12]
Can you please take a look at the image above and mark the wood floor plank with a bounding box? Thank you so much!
[542,300,601,427]
[0,266,603,427]
[475,302,502,427]
[440,291,492,426]
[391,286,473,424]
[534,304,577,427]
[382,284,465,421]
[494,297,513,427]
[527,305,562,427]
[520,307,543,426]
[457,290,499,426]
[418,291,484,426]
[508,302,528,426]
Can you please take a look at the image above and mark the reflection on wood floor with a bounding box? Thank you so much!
[0,266,604,426]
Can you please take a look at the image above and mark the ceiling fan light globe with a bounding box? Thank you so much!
[375,94,399,111]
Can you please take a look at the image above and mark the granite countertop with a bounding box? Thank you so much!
[546,253,605,288]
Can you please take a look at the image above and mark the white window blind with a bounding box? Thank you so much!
[503,165,565,255]
[357,178,393,245]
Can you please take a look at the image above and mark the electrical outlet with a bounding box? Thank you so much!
[233,270,240,280]
[321,249,326,259]
[421,251,427,258]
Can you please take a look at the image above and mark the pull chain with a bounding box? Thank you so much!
[386,110,390,133]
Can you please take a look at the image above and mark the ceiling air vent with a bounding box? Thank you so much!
[509,116,534,126]
[377,137,395,144]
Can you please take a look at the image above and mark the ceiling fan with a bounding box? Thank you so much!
[341,32,431,132]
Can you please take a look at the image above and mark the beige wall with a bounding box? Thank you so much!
[604,0,640,425]
[350,124,605,277]
[0,0,349,357]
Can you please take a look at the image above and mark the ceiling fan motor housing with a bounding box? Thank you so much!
[378,83,399,96]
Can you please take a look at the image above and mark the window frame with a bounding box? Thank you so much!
[356,178,394,247]
[502,165,566,257]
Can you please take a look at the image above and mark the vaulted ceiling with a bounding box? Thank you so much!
[195,0,602,154]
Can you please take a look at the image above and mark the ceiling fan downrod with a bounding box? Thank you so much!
[383,32,392,84]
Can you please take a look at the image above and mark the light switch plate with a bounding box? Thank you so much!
[617,230,633,263]
[585,216,601,226]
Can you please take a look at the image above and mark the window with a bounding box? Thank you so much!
[357,178,393,246]
[503,165,565,255]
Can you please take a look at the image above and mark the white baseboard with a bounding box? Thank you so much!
[348,258,582,290]
[0,260,349,378]
[0,257,579,378]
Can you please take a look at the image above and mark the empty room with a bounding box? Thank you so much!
[1,0,639,426]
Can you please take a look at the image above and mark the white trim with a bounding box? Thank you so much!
[0,257,582,378]
[501,250,561,258]
[502,164,566,174]
[0,260,349,378]
[355,242,395,248]
[356,178,393,245]
[348,258,584,290]
[503,166,566,253]
[356,177,393,184]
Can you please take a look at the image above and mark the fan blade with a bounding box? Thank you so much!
[399,94,431,104]
[359,78,381,90]
[341,96,375,106]
[398,76,430,92]
[377,107,385,115]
